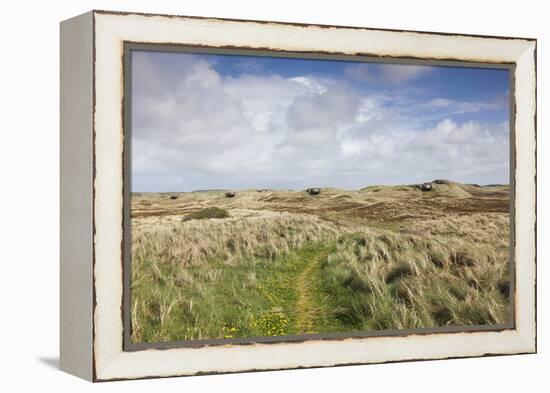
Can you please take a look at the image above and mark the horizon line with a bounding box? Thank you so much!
[131,181,510,194]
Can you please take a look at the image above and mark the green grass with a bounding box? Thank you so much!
[132,228,510,343]
[131,242,336,342]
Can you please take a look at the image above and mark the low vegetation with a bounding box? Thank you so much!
[181,207,229,222]
[130,182,511,343]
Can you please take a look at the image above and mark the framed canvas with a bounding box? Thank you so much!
[60,10,537,382]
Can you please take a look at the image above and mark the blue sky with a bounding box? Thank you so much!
[131,50,510,192]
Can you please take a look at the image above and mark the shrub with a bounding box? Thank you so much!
[182,207,229,222]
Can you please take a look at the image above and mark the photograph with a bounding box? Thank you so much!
[128,49,513,344]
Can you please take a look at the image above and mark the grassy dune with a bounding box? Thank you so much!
[130,181,510,343]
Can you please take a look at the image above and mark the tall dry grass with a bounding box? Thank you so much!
[130,210,350,342]
[132,210,347,268]
[130,185,511,342]
[318,213,510,330]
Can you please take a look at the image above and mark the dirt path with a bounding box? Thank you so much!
[294,259,317,333]
[253,244,334,336]
[293,248,329,334]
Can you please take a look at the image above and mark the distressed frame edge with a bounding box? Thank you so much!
[92,8,537,42]
[512,40,537,354]
[59,10,95,381]
[90,11,537,381]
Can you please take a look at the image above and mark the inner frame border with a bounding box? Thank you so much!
[121,42,517,352]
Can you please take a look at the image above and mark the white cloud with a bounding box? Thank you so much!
[425,97,506,114]
[131,52,509,191]
[289,76,328,95]
[379,64,433,83]
[428,98,454,108]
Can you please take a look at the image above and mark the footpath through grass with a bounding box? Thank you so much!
[131,241,343,342]
[253,243,343,336]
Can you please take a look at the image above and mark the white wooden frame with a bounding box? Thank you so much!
[60,10,537,382]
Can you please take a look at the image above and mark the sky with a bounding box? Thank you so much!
[131,50,510,192]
